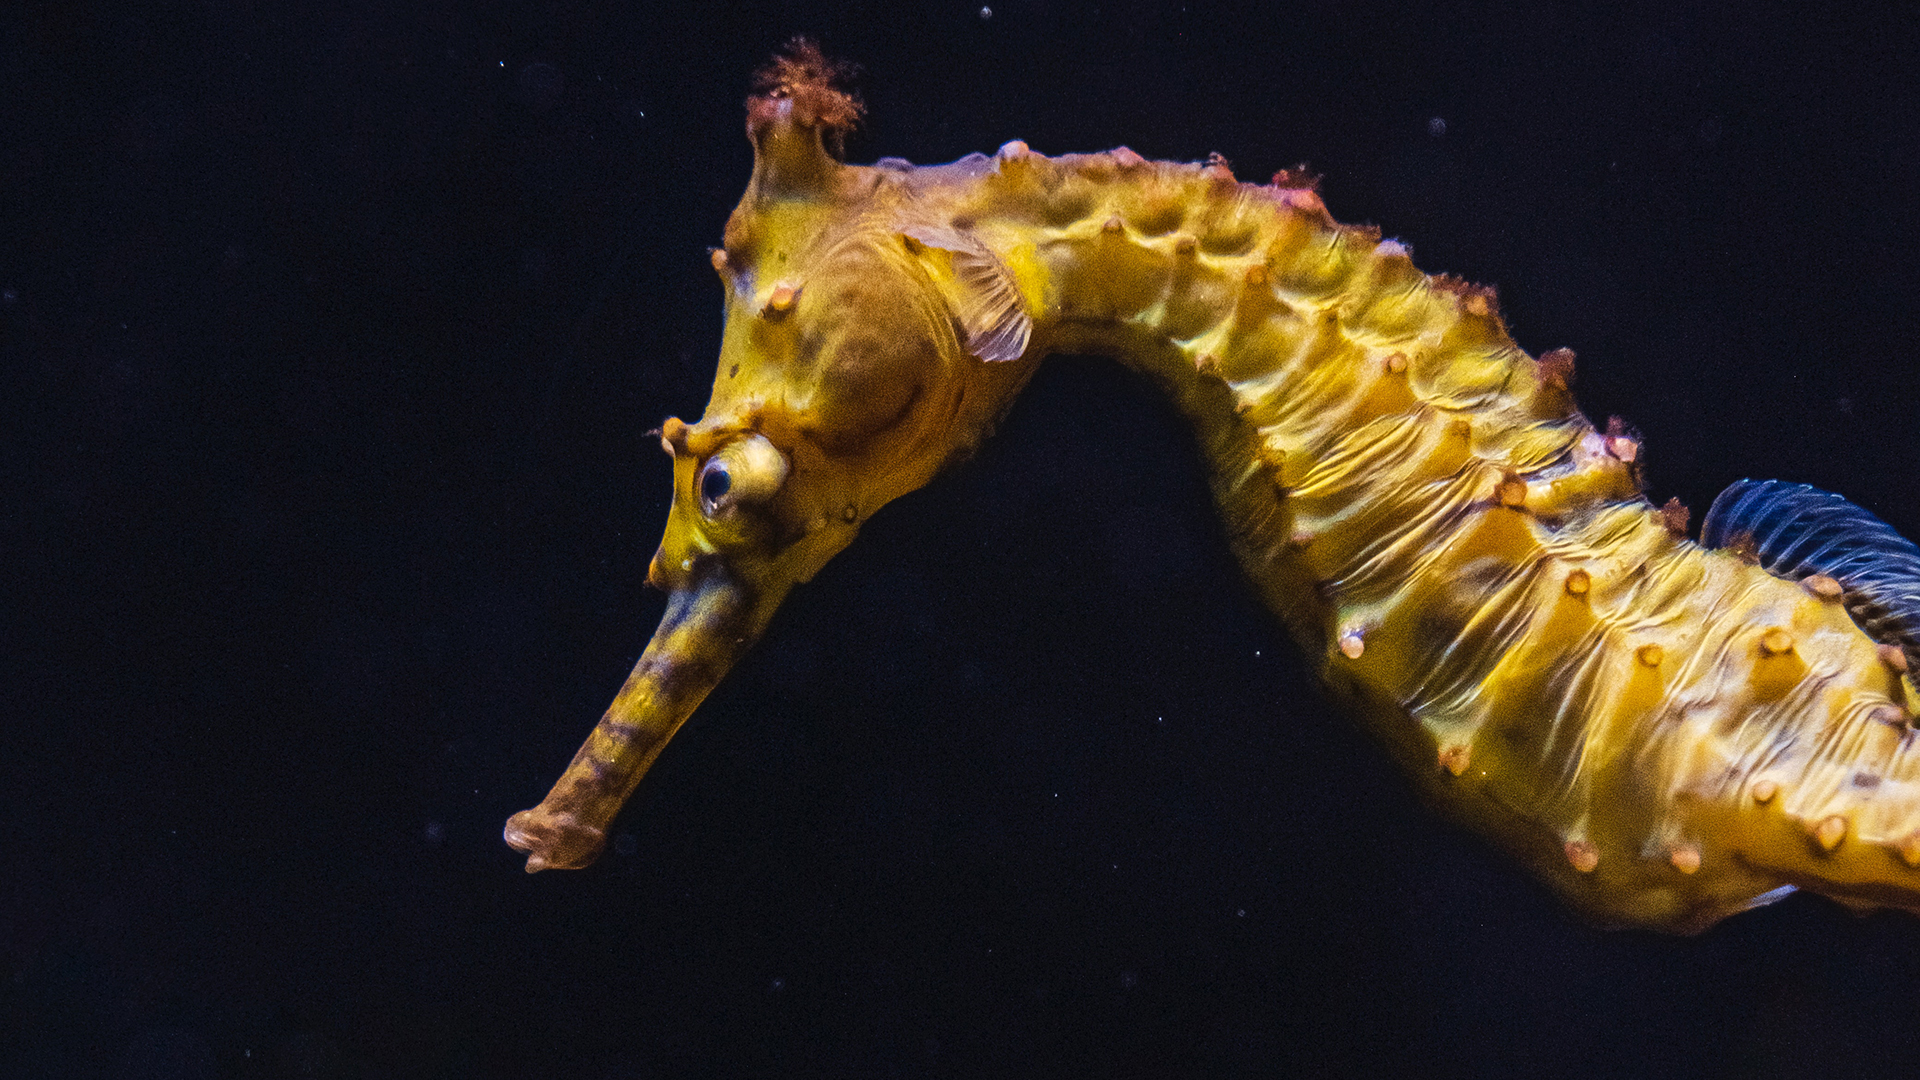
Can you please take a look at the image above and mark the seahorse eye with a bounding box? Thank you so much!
[698,434,790,519]
[700,460,732,506]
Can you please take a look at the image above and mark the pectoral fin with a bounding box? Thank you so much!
[901,225,1032,363]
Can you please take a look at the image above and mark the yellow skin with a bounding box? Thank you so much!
[505,70,1920,933]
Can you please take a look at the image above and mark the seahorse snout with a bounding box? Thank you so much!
[505,572,759,872]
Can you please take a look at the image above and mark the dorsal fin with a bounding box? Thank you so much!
[901,225,1032,363]
[1703,478,1920,670]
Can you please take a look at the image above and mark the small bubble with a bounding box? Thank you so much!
[979,6,993,18]
[424,822,445,843]
[769,976,786,992]
[1427,117,1447,137]
[1237,909,1246,917]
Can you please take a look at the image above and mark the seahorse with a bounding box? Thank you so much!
[504,43,1920,933]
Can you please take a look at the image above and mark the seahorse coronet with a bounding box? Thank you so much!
[504,52,1920,935]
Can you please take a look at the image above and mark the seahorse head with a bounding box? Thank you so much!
[647,47,1034,619]
[504,43,1037,872]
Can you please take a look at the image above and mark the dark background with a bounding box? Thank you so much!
[9,1,1920,1076]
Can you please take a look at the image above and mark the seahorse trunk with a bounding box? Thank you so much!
[507,54,1920,931]
[958,144,1920,930]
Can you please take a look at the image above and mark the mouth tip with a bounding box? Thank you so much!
[504,806,606,871]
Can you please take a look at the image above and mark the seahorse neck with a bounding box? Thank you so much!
[906,145,1623,644]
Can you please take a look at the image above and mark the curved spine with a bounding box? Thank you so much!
[947,148,1920,929]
